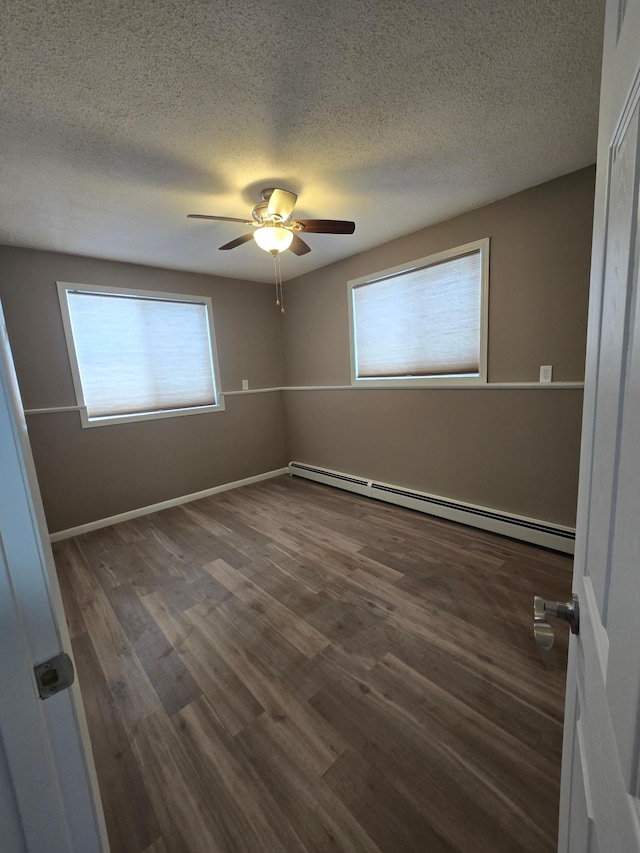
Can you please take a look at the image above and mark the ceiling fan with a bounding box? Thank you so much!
[187,188,355,256]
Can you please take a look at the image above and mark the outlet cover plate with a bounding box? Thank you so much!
[540,365,553,383]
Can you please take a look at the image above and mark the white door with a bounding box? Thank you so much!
[0,302,108,852]
[558,0,640,850]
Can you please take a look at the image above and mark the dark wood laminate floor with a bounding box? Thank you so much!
[53,476,572,853]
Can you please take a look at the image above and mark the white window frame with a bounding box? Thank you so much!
[57,281,225,428]
[348,238,490,388]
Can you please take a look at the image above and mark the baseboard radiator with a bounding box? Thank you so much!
[288,461,575,554]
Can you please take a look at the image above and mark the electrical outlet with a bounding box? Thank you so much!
[540,365,553,383]
[242,379,249,390]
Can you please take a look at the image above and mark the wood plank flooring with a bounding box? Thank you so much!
[53,475,572,853]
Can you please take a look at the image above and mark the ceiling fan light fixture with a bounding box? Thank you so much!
[253,224,294,253]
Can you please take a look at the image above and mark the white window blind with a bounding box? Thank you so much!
[65,291,217,418]
[353,250,482,378]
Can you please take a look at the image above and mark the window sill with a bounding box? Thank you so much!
[281,382,584,391]
[350,375,485,389]
[79,401,225,428]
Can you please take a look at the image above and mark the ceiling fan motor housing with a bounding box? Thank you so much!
[254,189,289,223]
[252,202,270,223]
[188,187,354,255]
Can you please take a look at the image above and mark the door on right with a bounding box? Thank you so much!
[559,0,640,850]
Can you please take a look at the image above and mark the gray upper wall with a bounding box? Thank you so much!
[0,249,287,533]
[281,166,594,386]
[0,166,595,532]
[278,168,594,528]
[0,248,284,407]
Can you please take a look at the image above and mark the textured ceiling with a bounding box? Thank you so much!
[0,0,604,283]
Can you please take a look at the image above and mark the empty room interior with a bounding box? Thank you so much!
[0,2,608,852]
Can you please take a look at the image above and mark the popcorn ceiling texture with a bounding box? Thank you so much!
[0,0,604,282]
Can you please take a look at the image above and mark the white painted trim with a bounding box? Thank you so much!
[23,381,585,414]
[23,403,229,424]
[288,461,575,554]
[56,282,88,415]
[287,461,371,496]
[56,281,225,428]
[0,302,109,851]
[347,238,490,388]
[24,387,283,416]
[280,382,584,391]
[220,387,282,396]
[49,467,288,541]
[25,405,85,414]
[78,402,225,428]
[347,377,487,389]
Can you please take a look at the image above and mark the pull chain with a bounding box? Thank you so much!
[277,252,284,314]
[272,251,280,306]
[271,251,285,313]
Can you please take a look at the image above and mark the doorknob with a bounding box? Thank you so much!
[533,593,579,650]
[33,652,75,699]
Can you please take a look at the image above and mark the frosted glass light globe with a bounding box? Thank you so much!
[253,224,294,253]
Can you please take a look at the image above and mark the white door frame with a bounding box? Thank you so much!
[558,0,640,848]
[0,303,108,852]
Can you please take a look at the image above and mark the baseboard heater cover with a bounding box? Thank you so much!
[287,462,371,497]
[288,461,575,554]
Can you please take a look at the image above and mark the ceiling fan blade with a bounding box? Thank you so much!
[289,233,311,256]
[268,189,298,221]
[188,214,254,224]
[295,219,356,234]
[219,232,255,250]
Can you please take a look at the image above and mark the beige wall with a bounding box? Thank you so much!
[0,167,594,533]
[283,389,584,526]
[0,247,287,533]
[280,167,595,526]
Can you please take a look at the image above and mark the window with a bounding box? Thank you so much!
[57,282,224,427]
[348,238,489,386]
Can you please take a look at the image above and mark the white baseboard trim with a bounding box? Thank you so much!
[49,468,289,542]
[288,461,575,554]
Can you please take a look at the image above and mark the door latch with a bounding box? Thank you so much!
[533,594,579,650]
[34,653,75,699]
